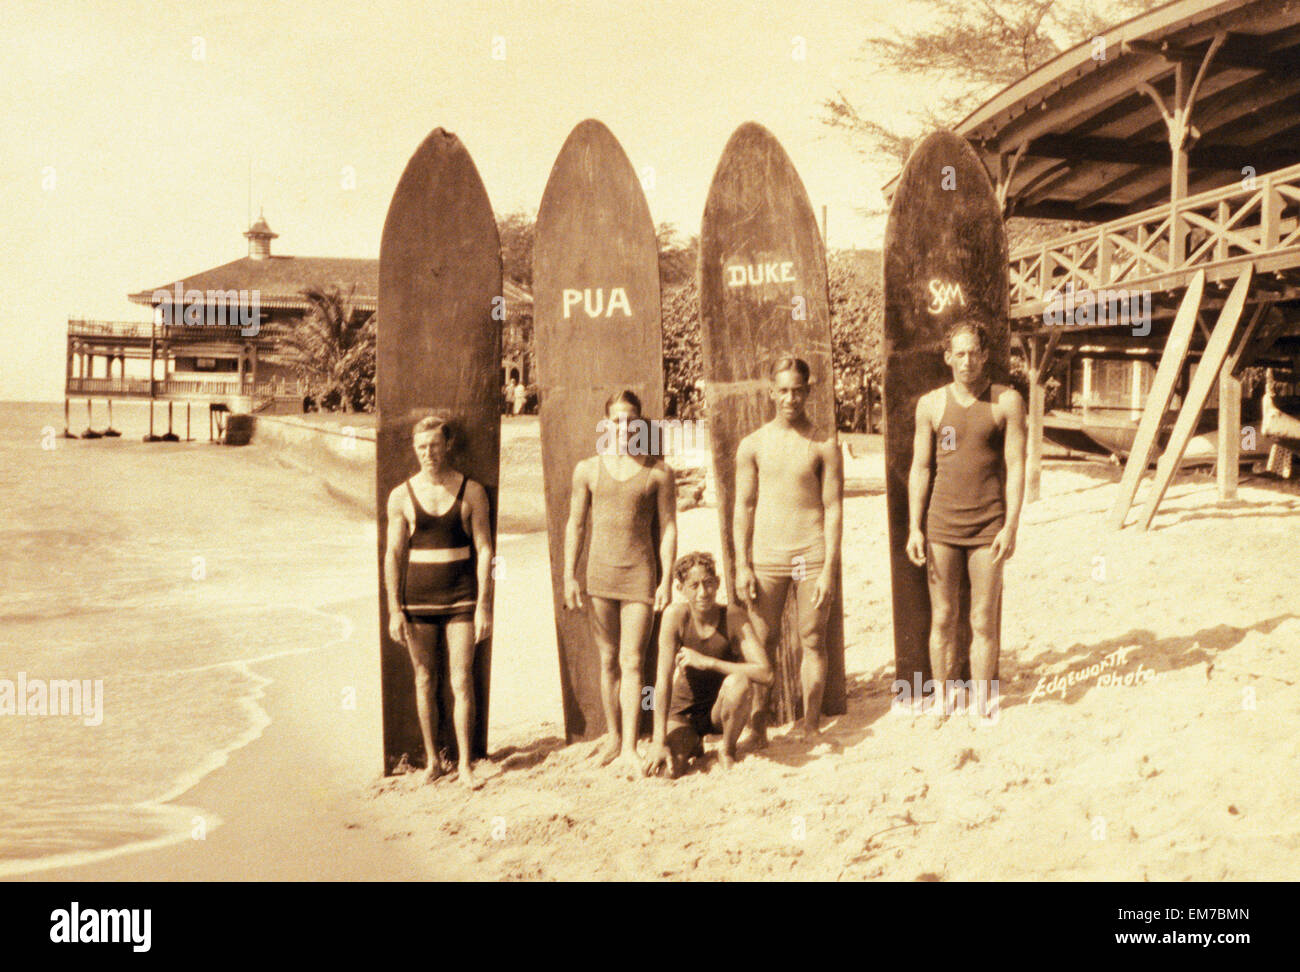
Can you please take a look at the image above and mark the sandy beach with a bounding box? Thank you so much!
[13,409,1297,882]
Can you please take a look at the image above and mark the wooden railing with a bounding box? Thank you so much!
[1010,162,1300,315]
[67,319,155,339]
[65,377,291,399]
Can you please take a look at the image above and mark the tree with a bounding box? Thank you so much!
[498,210,535,288]
[822,0,1163,168]
[273,287,375,412]
[827,250,884,429]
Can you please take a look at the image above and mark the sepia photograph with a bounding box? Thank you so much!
[0,0,1294,934]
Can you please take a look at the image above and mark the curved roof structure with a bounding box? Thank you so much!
[888,0,1300,222]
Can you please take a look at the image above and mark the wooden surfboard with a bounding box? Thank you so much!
[698,121,846,724]
[1108,271,1205,530]
[376,128,502,774]
[882,129,1010,692]
[1137,266,1253,531]
[534,119,664,743]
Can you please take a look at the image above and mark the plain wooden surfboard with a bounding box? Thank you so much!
[534,119,664,743]
[1137,266,1254,531]
[698,121,846,724]
[883,129,1010,693]
[1108,271,1205,530]
[376,128,502,773]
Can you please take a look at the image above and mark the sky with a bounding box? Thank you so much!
[4,0,949,401]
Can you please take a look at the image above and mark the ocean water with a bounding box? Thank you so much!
[0,400,375,875]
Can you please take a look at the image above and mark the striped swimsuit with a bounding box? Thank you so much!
[401,475,477,620]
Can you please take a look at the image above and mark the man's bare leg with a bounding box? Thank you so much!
[615,601,653,778]
[445,617,481,789]
[405,621,442,782]
[588,597,622,765]
[745,571,791,749]
[712,673,754,768]
[966,545,1004,721]
[926,542,964,721]
[794,572,830,738]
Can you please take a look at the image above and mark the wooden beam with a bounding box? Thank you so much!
[1026,337,1045,503]
[1217,370,1241,500]
[1124,35,1300,77]
[1138,267,1254,530]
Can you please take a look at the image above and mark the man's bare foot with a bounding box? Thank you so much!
[718,749,737,770]
[458,762,482,790]
[591,734,622,766]
[423,762,443,784]
[615,751,644,779]
[797,721,822,743]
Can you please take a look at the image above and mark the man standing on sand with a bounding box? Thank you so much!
[733,355,843,744]
[906,321,1025,722]
[563,390,677,778]
[384,413,494,788]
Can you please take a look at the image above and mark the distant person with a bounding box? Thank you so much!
[563,390,677,777]
[644,552,772,778]
[504,377,517,415]
[906,320,1026,722]
[512,381,527,415]
[383,413,494,788]
[733,355,843,744]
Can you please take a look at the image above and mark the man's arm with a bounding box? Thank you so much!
[465,479,494,641]
[679,606,774,684]
[996,386,1028,560]
[732,435,758,599]
[562,460,591,607]
[383,487,410,639]
[649,604,684,746]
[906,394,935,566]
[908,393,935,533]
[821,437,844,572]
[653,463,678,612]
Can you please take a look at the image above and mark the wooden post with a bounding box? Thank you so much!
[186,402,192,441]
[1217,370,1241,501]
[1026,337,1044,502]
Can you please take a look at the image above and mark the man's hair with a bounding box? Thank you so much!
[412,411,456,448]
[605,389,643,417]
[770,355,811,385]
[672,551,718,584]
[945,320,989,352]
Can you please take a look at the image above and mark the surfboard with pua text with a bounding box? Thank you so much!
[534,119,664,742]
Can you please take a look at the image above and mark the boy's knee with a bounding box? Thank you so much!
[449,673,473,697]
[721,672,752,704]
